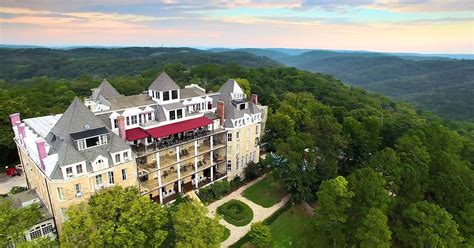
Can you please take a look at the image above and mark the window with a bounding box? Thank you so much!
[85,136,99,148]
[122,169,127,180]
[177,109,183,119]
[163,91,170,101]
[115,153,121,163]
[236,131,240,139]
[100,134,108,144]
[131,115,138,125]
[61,208,68,221]
[76,164,83,174]
[29,226,42,240]
[147,113,152,121]
[123,151,129,160]
[108,171,115,184]
[77,139,85,150]
[114,119,118,128]
[95,174,103,185]
[156,91,160,99]
[66,167,73,175]
[74,184,81,194]
[227,160,232,172]
[227,133,232,142]
[171,90,178,100]
[139,114,143,124]
[126,116,130,126]
[208,102,212,110]
[170,110,176,120]
[239,104,245,110]
[57,187,65,200]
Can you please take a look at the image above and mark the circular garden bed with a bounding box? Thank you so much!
[217,199,254,226]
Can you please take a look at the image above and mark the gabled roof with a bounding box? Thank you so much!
[148,71,180,91]
[218,79,243,97]
[91,79,122,101]
[50,98,107,140]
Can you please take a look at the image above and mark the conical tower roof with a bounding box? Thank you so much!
[148,71,180,91]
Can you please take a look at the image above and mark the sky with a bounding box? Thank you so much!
[0,0,473,53]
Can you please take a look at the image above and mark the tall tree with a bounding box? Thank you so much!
[364,147,401,195]
[0,201,42,247]
[348,168,391,215]
[396,201,463,247]
[313,176,354,247]
[355,208,392,248]
[249,222,272,247]
[171,200,224,248]
[60,186,168,248]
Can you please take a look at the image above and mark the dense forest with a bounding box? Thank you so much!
[266,50,474,121]
[1,48,473,246]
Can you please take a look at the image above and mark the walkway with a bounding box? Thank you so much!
[206,175,290,247]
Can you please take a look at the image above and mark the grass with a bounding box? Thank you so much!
[269,203,313,247]
[230,203,313,248]
[243,176,287,208]
[217,199,254,226]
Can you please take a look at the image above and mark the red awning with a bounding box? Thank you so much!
[126,128,149,141]
[146,116,213,139]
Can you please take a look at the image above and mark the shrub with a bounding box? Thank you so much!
[217,200,253,226]
[9,186,28,195]
[198,180,232,203]
[230,176,244,189]
[249,222,272,247]
[244,162,263,180]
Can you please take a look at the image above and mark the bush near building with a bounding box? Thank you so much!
[198,177,244,204]
[217,200,253,226]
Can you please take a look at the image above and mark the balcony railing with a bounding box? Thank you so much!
[133,127,226,157]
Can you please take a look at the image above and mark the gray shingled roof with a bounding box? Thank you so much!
[155,105,166,122]
[50,98,107,139]
[217,79,261,128]
[180,87,205,99]
[162,102,184,111]
[148,71,180,91]
[45,98,131,179]
[91,79,122,101]
[109,134,131,153]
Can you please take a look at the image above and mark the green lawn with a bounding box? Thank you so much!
[235,204,313,248]
[217,199,254,226]
[269,204,313,247]
[243,176,287,208]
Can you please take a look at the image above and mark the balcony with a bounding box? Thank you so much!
[132,127,226,157]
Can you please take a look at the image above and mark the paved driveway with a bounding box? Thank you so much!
[0,173,27,194]
[207,175,290,247]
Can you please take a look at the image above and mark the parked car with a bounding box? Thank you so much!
[5,166,22,177]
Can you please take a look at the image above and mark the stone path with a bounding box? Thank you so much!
[206,175,290,247]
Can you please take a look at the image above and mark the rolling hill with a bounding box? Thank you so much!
[0,47,281,83]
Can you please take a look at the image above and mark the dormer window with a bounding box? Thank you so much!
[84,124,90,130]
[171,90,178,100]
[163,91,170,101]
[76,134,108,151]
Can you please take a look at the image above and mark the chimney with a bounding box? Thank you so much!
[35,138,47,171]
[217,101,225,126]
[251,94,258,105]
[118,116,126,140]
[18,122,26,140]
[10,113,20,127]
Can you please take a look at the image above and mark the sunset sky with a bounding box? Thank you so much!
[0,0,473,53]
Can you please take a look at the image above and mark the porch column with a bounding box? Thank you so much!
[194,140,199,189]
[176,146,182,193]
[156,153,162,187]
[211,166,214,181]
[159,187,163,204]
